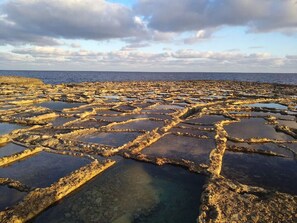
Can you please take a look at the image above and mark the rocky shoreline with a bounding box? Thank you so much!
[0,76,296,222]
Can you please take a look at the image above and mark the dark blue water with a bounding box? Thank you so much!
[0,70,296,85]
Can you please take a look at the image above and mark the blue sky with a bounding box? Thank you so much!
[0,0,296,72]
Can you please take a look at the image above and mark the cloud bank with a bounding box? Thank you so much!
[135,0,297,33]
[0,46,293,72]
[0,0,297,45]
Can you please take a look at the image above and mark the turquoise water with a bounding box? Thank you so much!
[32,159,206,223]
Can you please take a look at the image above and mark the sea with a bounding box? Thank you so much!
[0,70,297,85]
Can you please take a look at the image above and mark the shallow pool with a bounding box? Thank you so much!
[32,159,206,223]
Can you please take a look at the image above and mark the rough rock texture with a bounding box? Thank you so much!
[0,78,296,222]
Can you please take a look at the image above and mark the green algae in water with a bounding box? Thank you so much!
[0,143,27,158]
[32,159,206,223]
[0,152,90,188]
[0,185,27,211]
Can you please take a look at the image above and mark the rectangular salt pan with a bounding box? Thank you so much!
[0,152,90,188]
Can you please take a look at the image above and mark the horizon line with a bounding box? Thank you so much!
[0,70,296,75]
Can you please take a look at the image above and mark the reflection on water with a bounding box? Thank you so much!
[80,132,141,147]
[112,120,164,131]
[0,143,27,158]
[97,114,171,122]
[247,103,287,110]
[225,118,293,140]
[0,185,27,210]
[32,159,206,223]
[277,120,297,129]
[37,101,84,111]
[186,115,229,125]
[141,109,175,114]
[170,127,214,138]
[50,117,76,127]
[227,141,294,158]
[0,152,90,188]
[221,151,297,195]
[143,134,215,164]
[152,104,184,110]
[0,123,24,135]
[67,120,110,128]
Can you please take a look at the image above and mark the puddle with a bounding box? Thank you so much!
[177,123,213,130]
[96,110,123,115]
[277,120,297,129]
[247,103,287,110]
[0,185,27,211]
[37,101,84,111]
[141,109,175,114]
[221,151,297,195]
[112,120,164,131]
[186,115,229,125]
[0,123,25,135]
[170,127,214,138]
[143,134,215,164]
[250,112,295,120]
[225,118,293,140]
[0,152,90,188]
[50,117,77,127]
[80,132,141,147]
[101,95,119,100]
[66,120,110,128]
[32,159,206,223]
[114,105,136,111]
[152,104,184,110]
[0,143,27,158]
[96,114,171,122]
[227,141,293,158]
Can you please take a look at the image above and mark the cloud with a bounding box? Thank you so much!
[1,0,296,46]
[0,0,145,45]
[135,0,297,33]
[183,28,218,44]
[2,46,295,72]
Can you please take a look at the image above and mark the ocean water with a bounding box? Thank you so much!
[0,70,296,85]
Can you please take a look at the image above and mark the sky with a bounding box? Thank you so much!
[0,0,297,72]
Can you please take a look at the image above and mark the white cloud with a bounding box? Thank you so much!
[135,0,297,33]
[0,0,145,45]
[2,46,294,72]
